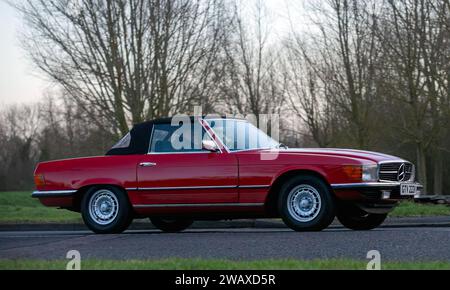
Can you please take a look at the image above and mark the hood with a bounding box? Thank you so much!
[275,148,407,164]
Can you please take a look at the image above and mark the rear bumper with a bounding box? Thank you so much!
[32,190,77,208]
[31,190,77,198]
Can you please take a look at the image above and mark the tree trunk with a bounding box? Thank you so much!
[433,148,443,195]
[416,143,427,194]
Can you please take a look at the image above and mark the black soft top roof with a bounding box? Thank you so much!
[106,117,182,156]
[105,116,239,156]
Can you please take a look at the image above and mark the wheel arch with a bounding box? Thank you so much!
[264,169,333,216]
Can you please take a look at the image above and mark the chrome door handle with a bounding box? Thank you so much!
[139,162,157,167]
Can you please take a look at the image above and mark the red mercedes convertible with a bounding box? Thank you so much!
[32,117,422,234]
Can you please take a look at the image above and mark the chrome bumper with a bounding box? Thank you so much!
[331,182,423,190]
[331,182,424,200]
[31,190,77,198]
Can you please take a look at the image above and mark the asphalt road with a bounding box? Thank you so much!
[1,225,450,261]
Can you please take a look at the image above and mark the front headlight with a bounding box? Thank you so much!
[362,164,378,182]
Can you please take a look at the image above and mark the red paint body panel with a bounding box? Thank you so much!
[135,153,238,204]
[35,156,141,191]
[39,197,75,208]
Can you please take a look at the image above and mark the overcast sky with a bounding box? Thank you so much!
[0,0,49,106]
[0,0,304,107]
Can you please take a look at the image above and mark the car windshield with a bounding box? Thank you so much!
[206,119,280,151]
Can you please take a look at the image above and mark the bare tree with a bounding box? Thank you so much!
[0,104,41,190]
[375,0,450,193]
[37,94,114,161]
[219,0,284,119]
[284,0,382,149]
[283,35,346,148]
[15,0,229,136]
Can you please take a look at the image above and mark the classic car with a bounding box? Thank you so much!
[32,117,423,234]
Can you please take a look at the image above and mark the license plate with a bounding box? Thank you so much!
[400,184,417,196]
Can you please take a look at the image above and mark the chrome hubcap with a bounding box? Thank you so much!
[287,184,322,222]
[88,190,119,225]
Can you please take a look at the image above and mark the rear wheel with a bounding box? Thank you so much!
[81,186,132,234]
[278,176,335,231]
[150,217,193,233]
[337,203,387,230]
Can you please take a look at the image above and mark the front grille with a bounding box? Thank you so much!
[379,162,414,182]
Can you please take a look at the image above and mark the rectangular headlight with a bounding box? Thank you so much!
[362,164,378,182]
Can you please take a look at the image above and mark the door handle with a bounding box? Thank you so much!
[139,162,157,167]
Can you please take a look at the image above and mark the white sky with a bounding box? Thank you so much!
[0,0,305,106]
[0,0,49,107]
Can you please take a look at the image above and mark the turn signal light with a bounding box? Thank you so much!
[34,174,46,187]
[342,165,362,181]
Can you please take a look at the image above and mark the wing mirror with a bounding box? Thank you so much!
[202,140,220,152]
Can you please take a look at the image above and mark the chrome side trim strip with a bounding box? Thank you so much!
[126,185,270,191]
[132,185,237,191]
[239,185,271,189]
[32,190,77,198]
[331,182,401,189]
[133,203,264,208]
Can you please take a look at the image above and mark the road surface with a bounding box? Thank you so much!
[1,225,449,261]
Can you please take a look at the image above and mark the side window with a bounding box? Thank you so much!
[149,122,212,153]
[111,132,131,149]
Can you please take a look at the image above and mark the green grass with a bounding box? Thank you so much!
[391,201,450,217]
[0,258,449,270]
[0,191,81,223]
[0,191,448,223]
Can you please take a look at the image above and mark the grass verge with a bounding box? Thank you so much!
[0,191,80,223]
[0,191,449,223]
[390,201,450,217]
[0,258,449,270]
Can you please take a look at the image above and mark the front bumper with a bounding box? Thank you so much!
[332,182,423,198]
[331,182,423,214]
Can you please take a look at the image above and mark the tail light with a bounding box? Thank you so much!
[34,174,46,187]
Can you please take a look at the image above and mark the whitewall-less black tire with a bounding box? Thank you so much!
[278,176,336,231]
[337,203,387,230]
[150,218,193,233]
[81,186,133,234]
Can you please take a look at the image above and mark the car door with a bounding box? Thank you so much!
[135,120,238,206]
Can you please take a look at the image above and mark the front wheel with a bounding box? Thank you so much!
[81,186,133,234]
[150,218,193,233]
[278,176,336,231]
[337,204,387,230]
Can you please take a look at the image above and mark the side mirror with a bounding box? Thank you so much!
[202,140,220,152]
